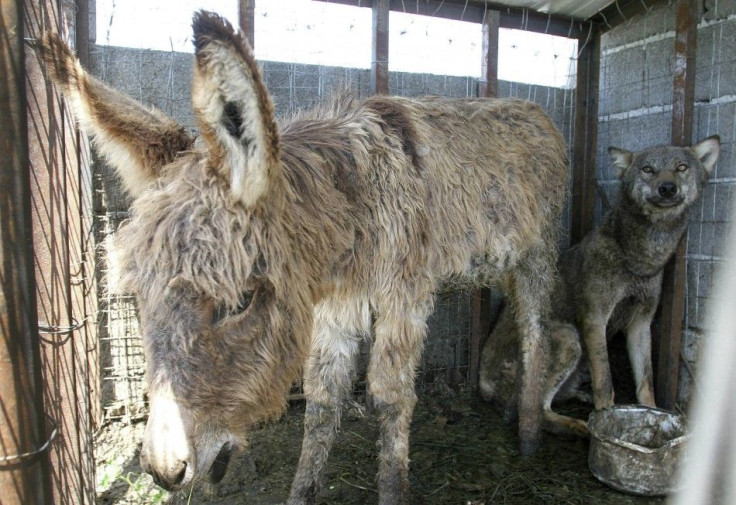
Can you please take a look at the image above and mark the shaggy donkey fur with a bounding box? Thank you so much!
[38,12,568,504]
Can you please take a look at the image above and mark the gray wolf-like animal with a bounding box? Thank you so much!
[38,12,568,504]
[479,136,720,437]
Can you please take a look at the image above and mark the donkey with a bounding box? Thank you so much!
[38,12,568,504]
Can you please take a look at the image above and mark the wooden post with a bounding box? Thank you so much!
[571,25,600,245]
[657,0,698,410]
[0,0,54,502]
[371,0,389,94]
[25,1,97,502]
[479,10,499,99]
[469,10,500,390]
[239,0,255,49]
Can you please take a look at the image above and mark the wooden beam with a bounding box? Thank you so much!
[0,0,53,502]
[570,25,600,245]
[479,9,499,99]
[469,9,499,391]
[239,0,255,48]
[657,0,698,411]
[371,0,389,94]
[316,0,592,39]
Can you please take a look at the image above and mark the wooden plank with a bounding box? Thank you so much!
[657,0,698,410]
[469,9,500,390]
[317,0,591,39]
[25,1,97,501]
[371,0,389,94]
[571,25,600,245]
[479,9,499,99]
[0,0,53,503]
[239,0,255,49]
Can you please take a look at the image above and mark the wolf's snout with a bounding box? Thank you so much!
[658,181,678,198]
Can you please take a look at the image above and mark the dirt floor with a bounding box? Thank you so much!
[95,389,666,505]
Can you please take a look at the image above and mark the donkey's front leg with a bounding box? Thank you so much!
[368,302,430,505]
[288,298,370,505]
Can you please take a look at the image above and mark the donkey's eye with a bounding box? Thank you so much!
[641,165,653,174]
[212,291,254,325]
[676,163,688,172]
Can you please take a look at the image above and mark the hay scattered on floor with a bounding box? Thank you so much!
[96,392,664,505]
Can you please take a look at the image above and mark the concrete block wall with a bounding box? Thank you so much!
[598,0,736,404]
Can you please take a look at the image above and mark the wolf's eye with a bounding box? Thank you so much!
[212,291,254,325]
[676,163,688,172]
[641,165,653,174]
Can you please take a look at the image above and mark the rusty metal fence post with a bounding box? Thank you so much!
[0,0,54,503]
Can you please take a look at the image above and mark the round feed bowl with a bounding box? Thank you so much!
[588,405,689,496]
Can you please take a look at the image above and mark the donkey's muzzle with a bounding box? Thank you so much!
[143,456,188,491]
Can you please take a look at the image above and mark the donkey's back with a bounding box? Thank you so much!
[280,95,568,291]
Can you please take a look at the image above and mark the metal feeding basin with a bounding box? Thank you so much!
[588,405,689,496]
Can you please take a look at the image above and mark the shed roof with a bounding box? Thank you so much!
[492,0,615,20]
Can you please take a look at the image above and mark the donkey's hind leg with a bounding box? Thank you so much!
[288,297,371,505]
[506,248,556,456]
[367,298,432,505]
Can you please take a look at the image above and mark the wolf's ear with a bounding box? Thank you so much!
[191,11,280,208]
[608,146,633,178]
[36,32,193,196]
[691,135,720,175]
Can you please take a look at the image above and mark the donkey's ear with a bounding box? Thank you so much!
[36,32,193,196]
[608,146,633,178]
[191,11,280,208]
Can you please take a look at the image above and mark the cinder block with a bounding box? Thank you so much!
[601,2,676,50]
[445,76,473,98]
[701,182,718,222]
[263,65,292,91]
[697,222,716,257]
[713,182,733,223]
[713,221,732,256]
[599,47,646,115]
[703,0,736,24]
[687,223,702,255]
[397,72,425,97]
[696,103,734,157]
[293,64,321,90]
[695,24,729,101]
[643,45,674,107]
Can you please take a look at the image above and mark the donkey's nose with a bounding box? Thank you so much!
[146,459,188,491]
[658,181,678,198]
